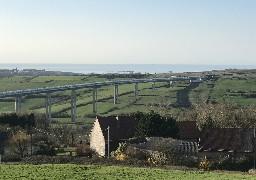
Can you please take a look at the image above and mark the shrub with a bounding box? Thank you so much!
[2,153,21,162]
[211,155,254,172]
[124,146,148,160]
[199,158,212,170]
[174,155,199,167]
[75,145,94,158]
[147,157,157,164]
[112,143,130,161]
[116,153,128,161]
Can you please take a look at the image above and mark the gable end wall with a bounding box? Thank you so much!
[90,119,106,156]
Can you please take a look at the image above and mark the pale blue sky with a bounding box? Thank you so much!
[0,0,255,65]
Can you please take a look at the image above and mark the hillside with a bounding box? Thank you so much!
[0,71,255,124]
[190,75,256,106]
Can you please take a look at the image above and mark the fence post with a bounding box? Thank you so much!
[107,126,110,158]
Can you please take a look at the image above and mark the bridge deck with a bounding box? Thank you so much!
[0,77,198,98]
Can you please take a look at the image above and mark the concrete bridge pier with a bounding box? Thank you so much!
[93,87,98,115]
[46,93,52,124]
[134,83,138,98]
[152,82,156,90]
[71,90,77,123]
[114,84,119,104]
[15,96,21,113]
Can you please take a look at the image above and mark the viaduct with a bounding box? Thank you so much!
[0,77,201,123]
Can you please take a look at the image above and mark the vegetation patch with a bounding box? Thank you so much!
[0,164,254,180]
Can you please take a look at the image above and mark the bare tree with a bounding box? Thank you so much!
[49,123,80,147]
[9,130,30,158]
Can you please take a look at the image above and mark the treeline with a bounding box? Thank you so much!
[177,103,256,130]
[134,111,179,138]
[0,113,35,129]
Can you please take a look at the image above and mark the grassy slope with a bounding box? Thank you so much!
[189,76,256,106]
[0,164,253,180]
[210,77,256,105]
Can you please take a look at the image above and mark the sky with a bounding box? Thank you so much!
[0,0,255,65]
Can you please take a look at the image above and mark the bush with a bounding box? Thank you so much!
[125,146,148,160]
[21,155,151,167]
[2,153,21,162]
[211,155,254,172]
[199,158,212,170]
[173,155,199,167]
[116,153,128,161]
[75,145,94,158]
[147,157,157,164]
[111,143,130,161]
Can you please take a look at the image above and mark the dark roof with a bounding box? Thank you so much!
[199,128,254,153]
[97,115,135,141]
[176,121,199,140]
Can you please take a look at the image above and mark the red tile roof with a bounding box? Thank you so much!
[199,128,254,153]
[97,115,135,141]
[176,121,199,140]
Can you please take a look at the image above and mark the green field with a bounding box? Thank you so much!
[190,76,256,105]
[0,164,254,180]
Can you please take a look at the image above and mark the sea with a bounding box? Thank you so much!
[1,64,256,74]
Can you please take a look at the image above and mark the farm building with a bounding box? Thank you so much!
[198,128,255,158]
[90,115,135,156]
